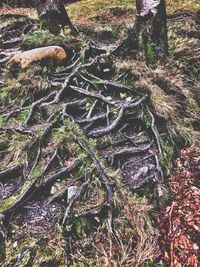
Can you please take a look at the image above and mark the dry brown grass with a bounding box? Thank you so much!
[67,0,200,24]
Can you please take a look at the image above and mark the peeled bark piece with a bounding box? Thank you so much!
[8,46,67,69]
[36,0,74,34]
[135,0,168,64]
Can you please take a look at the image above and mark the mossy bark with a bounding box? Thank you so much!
[36,0,74,34]
[134,0,168,65]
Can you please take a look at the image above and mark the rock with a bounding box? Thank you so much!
[50,185,57,195]
[50,182,61,195]
[8,46,67,70]
[13,240,18,248]
[67,186,78,203]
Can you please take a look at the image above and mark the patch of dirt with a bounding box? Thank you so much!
[0,176,24,199]
[122,153,158,190]
[13,199,65,235]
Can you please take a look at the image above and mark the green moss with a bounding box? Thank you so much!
[8,108,30,126]
[39,16,60,35]
[19,108,30,124]
[5,225,65,266]
[22,29,85,52]
[0,159,45,212]
[0,179,32,212]
[52,119,85,154]
[146,42,157,67]
[22,30,61,49]
[159,140,175,175]
[13,249,32,267]
[0,116,5,127]
[30,162,45,180]
[160,190,172,203]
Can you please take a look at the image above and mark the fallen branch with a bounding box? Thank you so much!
[61,99,87,121]
[75,203,106,219]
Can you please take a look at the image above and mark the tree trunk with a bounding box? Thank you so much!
[134,0,168,65]
[36,0,75,34]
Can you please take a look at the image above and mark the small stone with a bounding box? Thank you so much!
[120,93,126,99]
[103,68,110,72]
[50,185,57,195]
[126,96,132,101]
[13,241,18,248]
[193,243,199,250]
[67,186,78,202]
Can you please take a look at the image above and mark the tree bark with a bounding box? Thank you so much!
[36,0,75,34]
[133,0,168,65]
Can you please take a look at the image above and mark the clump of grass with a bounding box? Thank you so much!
[140,78,180,122]
[0,66,52,111]
[68,172,159,266]
[166,0,200,15]
[0,131,35,171]
[67,0,134,23]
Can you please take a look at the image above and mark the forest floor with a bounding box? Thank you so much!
[0,1,199,266]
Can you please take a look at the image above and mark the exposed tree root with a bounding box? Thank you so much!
[77,138,115,238]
